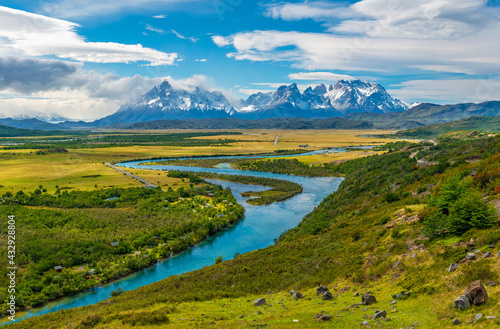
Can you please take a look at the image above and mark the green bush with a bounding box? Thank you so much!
[448,191,496,234]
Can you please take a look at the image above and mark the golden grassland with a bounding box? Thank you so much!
[0,130,401,194]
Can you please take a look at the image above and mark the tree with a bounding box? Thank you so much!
[448,191,496,234]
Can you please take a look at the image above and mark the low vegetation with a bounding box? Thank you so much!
[10,133,500,328]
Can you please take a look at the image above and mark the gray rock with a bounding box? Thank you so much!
[361,320,368,326]
[483,252,493,258]
[322,290,333,300]
[452,318,461,325]
[466,252,476,260]
[392,261,400,269]
[464,280,489,305]
[486,316,497,320]
[486,281,498,287]
[254,298,266,306]
[292,291,303,299]
[354,292,360,297]
[362,294,377,305]
[290,290,296,296]
[372,309,387,320]
[411,252,418,258]
[390,300,397,305]
[453,295,470,310]
[257,311,263,315]
[316,286,329,296]
[497,251,500,257]
[448,263,459,272]
[473,313,483,325]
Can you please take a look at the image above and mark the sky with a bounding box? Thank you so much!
[1,0,500,121]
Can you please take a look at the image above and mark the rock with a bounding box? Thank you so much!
[354,292,360,297]
[486,316,497,320]
[483,252,493,258]
[452,318,461,325]
[390,300,397,305]
[257,311,263,315]
[254,298,266,306]
[448,263,459,272]
[497,251,500,257]
[362,294,377,305]
[372,309,387,320]
[313,313,331,321]
[486,281,498,287]
[316,286,329,296]
[292,291,303,299]
[464,281,488,305]
[239,315,245,319]
[361,320,368,326]
[453,295,470,310]
[473,313,483,325]
[467,239,476,248]
[290,290,295,296]
[320,315,332,321]
[322,290,333,300]
[466,253,476,260]
[392,261,400,269]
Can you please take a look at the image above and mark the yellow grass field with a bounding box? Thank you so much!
[0,130,402,194]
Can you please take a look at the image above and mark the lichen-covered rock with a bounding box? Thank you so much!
[464,281,488,305]
[362,294,377,305]
[453,295,470,310]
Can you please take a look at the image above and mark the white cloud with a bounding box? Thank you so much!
[288,72,354,81]
[388,78,500,104]
[264,2,354,21]
[195,58,207,62]
[145,24,166,35]
[40,0,206,20]
[171,29,198,42]
[214,0,500,80]
[153,14,167,19]
[0,6,178,66]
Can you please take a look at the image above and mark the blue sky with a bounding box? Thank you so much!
[1,0,500,121]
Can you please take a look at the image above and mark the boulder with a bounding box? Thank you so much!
[292,291,303,299]
[466,253,476,260]
[452,318,461,325]
[453,295,470,310]
[254,298,266,306]
[313,313,331,321]
[448,263,459,272]
[290,290,295,296]
[464,281,488,305]
[362,294,377,305]
[372,309,387,320]
[316,286,329,296]
[322,290,333,300]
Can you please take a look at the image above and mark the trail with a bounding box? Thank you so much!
[105,162,156,188]
[274,135,279,145]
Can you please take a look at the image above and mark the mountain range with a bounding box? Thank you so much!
[95,79,409,125]
[1,79,500,130]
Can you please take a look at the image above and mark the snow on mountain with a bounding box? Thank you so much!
[96,80,235,125]
[96,79,410,124]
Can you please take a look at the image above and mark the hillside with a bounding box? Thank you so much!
[392,115,500,138]
[348,101,500,129]
[125,117,374,130]
[0,125,62,137]
[14,135,500,328]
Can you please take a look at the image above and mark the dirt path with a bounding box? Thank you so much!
[274,135,279,145]
[105,162,156,188]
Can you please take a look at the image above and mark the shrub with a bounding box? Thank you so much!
[448,191,496,234]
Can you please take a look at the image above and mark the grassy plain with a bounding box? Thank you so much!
[0,130,398,194]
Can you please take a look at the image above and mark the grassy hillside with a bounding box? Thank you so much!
[125,117,374,130]
[0,125,64,137]
[348,101,500,129]
[11,135,500,328]
[391,116,500,138]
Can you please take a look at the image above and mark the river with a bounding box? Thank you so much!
[4,148,352,325]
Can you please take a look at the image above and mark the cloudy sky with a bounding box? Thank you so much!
[1,0,500,121]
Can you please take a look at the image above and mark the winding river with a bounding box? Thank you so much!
[4,148,356,325]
